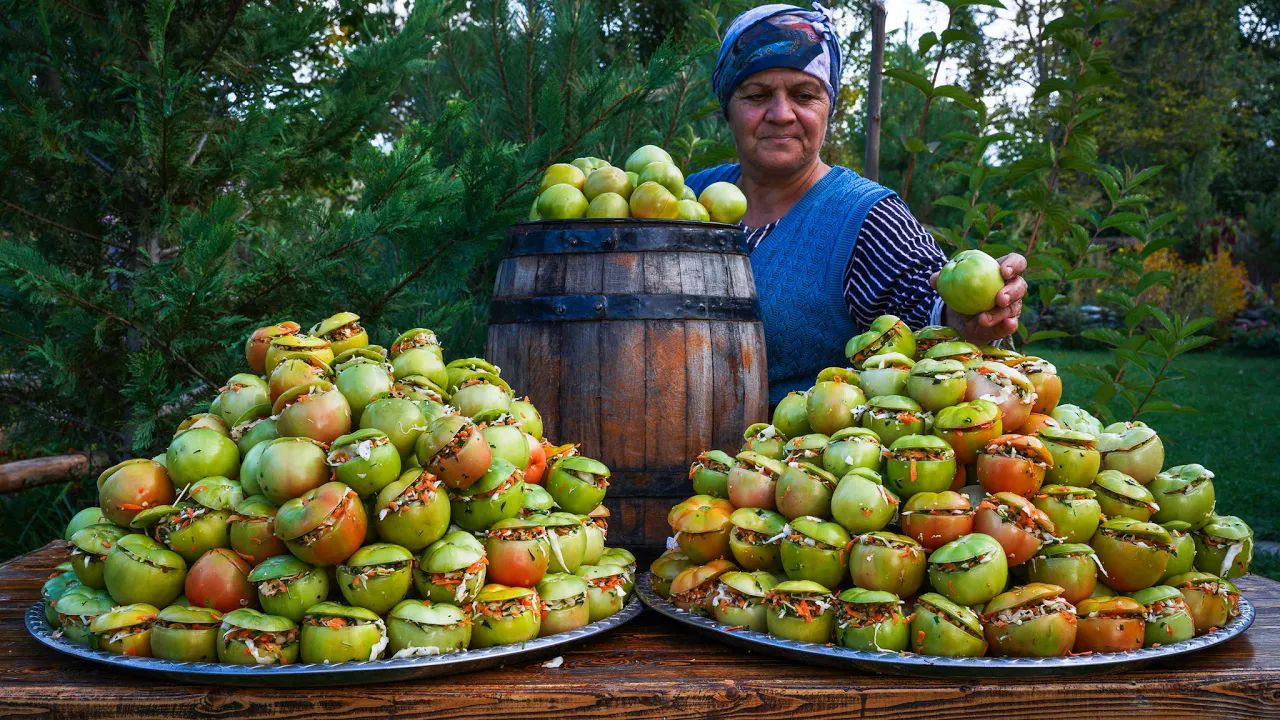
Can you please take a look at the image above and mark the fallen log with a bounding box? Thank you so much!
[0,452,111,494]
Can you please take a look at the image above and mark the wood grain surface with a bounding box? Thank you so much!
[486,229,770,547]
[3,542,1279,719]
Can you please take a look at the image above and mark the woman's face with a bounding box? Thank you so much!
[727,68,830,177]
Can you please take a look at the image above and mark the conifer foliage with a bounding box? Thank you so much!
[0,0,693,474]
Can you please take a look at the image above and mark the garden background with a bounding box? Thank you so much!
[1,0,1277,573]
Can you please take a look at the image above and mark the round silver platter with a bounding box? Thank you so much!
[26,597,641,686]
[637,573,1254,678]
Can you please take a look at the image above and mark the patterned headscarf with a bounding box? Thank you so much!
[712,3,842,118]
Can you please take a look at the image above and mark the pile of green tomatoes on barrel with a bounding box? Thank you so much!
[655,261,1253,658]
[43,313,632,665]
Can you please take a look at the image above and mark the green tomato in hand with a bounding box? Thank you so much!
[937,249,1004,315]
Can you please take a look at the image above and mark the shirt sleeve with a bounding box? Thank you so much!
[843,195,946,330]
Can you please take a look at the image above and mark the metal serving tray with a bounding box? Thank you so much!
[26,597,642,686]
[636,573,1254,678]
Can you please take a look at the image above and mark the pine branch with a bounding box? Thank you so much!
[494,86,647,210]
[17,263,213,386]
[557,0,580,135]
[525,0,537,144]
[0,199,148,260]
[489,0,519,135]
[662,71,691,147]
[366,242,453,319]
[53,0,106,22]
[196,0,246,73]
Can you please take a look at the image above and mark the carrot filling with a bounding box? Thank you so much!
[222,626,298,663]
[257,572,308,597]
[391,332,439,353]
[836,601,909,629]
[469,470,523,499]
[327,435,393,466]
[324,322,363,342]
[488,525,547,542]
[981,442,1049,466]
[378,472,441,519]
[99,622,154,645]
[470,593,539,620]
[296,492,358,546]
[347,561,410,588]
[541,593,587,615]
[1144,597,1191,622]
[982,596,1075,627]
[931,550,999,573]
[764,592,832,622]
[731,527,778,545]
[979,499,1056,540]
[709,583,757,611]
[1099,528,1176,552]
[784,532,840,552]
[566,470,609,489]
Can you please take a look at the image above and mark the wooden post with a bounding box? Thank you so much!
[865,0,887,181]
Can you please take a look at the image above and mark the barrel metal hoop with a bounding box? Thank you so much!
[490,294,761,323]
[505,220,748,256]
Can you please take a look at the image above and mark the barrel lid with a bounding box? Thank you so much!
[506,219,746,256]
[490,293,760,324]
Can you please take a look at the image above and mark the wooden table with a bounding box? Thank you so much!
[4,542,1279,719]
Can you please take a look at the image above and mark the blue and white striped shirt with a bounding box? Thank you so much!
[743,195,946,331]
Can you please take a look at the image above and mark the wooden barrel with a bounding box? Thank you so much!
[486,219,769,548]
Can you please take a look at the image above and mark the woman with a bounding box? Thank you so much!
[686,4,1027,405]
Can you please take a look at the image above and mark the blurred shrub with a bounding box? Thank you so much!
[1142,248,1248,335]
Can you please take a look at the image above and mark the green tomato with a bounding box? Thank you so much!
[835,588,910,652]
[830,470,898,534]
[764,582,836,643]
[103,534,187,608]
[248,555,331,622]
[1132,585,1196,647]
[910,593,987,657]
[537,184,588,219]
[299,603,388,663]
[624,145,674,174]
[847,532,926,598]
[698,182,748,224]
[772,392,812,439]
[639,161,685,197]
[468,585,542,647]
[926,533,1009,606]
[386,599,471,656]
[151,604,222,661]
[937,249,1004,315]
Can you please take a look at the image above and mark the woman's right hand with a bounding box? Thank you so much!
[929,253,1028,345]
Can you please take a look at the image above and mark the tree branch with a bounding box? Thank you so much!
[0,452,112,494]
[196,0,246,74]
[366,242,452,318]
[494,87,646,210]
[901,11,957,201]
[18,266,214,386]
[526,0,538,145]
[0,199,142,257]
[490,0,519,126]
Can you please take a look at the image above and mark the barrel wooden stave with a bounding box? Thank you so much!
[486,221,768,547]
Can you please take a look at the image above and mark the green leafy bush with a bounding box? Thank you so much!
[881,0,1214,423]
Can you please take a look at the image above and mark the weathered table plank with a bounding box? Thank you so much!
[2,542,1278,719]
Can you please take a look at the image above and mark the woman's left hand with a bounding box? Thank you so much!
[929,253,1028,346]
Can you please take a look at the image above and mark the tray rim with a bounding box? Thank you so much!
[25,596,642,686]
[636,572,1255,678]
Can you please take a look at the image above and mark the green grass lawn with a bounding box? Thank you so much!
[1038,349,1280,551]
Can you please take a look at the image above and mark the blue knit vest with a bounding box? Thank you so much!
[686,164,896,406]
